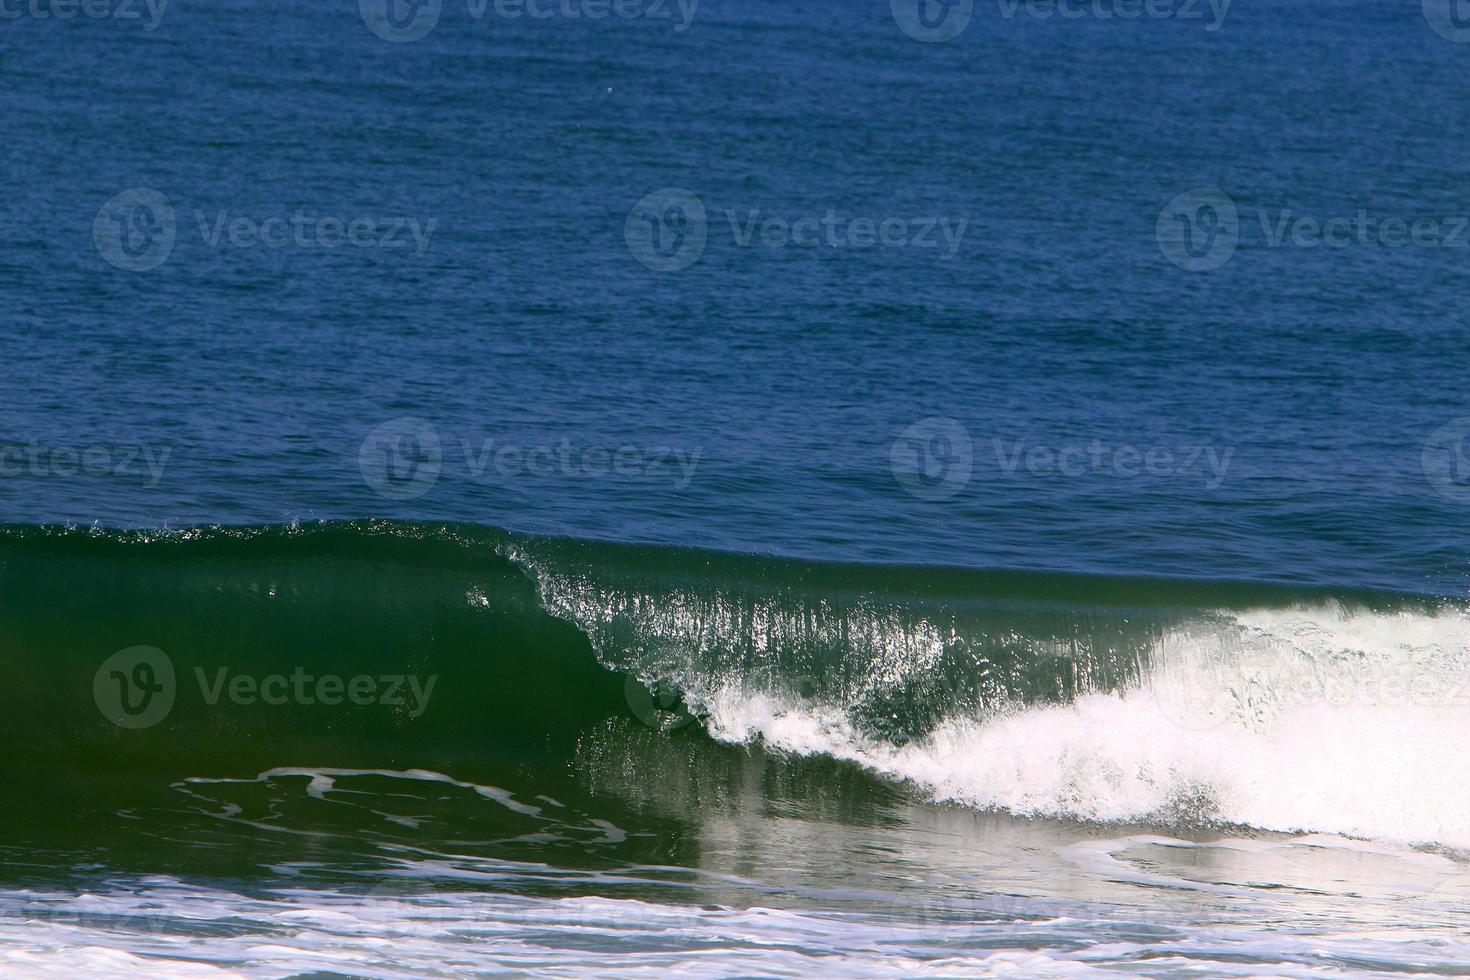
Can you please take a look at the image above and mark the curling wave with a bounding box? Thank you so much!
[2,521,1465,848]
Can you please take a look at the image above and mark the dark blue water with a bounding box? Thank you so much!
[4,0,1470,595]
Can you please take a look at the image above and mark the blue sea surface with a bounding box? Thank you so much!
[3,0,1470,594]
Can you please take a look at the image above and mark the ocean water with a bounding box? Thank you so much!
[4,0,1470,976]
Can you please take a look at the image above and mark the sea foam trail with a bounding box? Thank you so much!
[702,605,1470,849]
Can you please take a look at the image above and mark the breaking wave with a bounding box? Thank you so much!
[3,521,1466,847]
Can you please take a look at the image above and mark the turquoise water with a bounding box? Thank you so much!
[4,0,1470,975]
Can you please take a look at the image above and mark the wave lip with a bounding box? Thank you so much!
[511,535,1470,848]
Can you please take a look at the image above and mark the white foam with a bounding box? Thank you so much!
[0,882,1122,979]
[4,875,1467,979]
[701,604,1470,849]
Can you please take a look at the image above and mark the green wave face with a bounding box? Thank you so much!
[2,523,626,769]
[3,520,1455,758]
[0,522,669,886]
